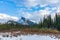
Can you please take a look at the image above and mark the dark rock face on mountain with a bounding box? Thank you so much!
[18,17,36,26]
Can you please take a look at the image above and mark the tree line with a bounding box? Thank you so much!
[37,13,60,31]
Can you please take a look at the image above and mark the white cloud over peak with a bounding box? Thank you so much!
[22,12,32,18]
[0,13,19,22]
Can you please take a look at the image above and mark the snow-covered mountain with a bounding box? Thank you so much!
[18,17,36,25]
[0,13,36,25]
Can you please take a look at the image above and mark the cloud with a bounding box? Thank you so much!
[40,9,50,16]
[0,13,19,23]
[14,0,60,23]
[25,0,40,7]
[14,0,60,7]
[46,0,60,4]
[13,0,48,8]
[19,7,52,23]
[22,12,32,18]
[13,0,60,8]
[55,6,60,13]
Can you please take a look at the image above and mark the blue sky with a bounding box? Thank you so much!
[0,0,60,23]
